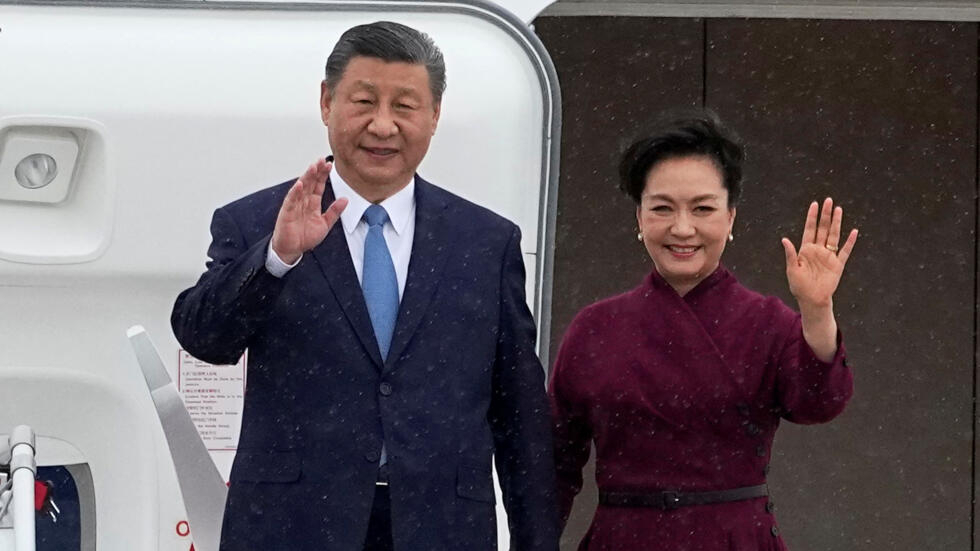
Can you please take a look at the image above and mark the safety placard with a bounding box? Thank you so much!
[177,351,246,451]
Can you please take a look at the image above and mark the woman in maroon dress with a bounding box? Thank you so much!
[550,113,858,550]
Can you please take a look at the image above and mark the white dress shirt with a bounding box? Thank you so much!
[265,167,416,301]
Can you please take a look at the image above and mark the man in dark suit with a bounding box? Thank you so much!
[171,21,558,551]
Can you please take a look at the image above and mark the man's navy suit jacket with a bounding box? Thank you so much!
[171,174,558,550]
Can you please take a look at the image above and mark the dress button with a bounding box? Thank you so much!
[766,501,775,513]
[746,424,761,436]
[770,526,779,537]
[756,445,767,457]
[379,382,393,396]
[365,450,380,462]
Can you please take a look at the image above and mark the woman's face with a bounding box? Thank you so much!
[636,155,736,296]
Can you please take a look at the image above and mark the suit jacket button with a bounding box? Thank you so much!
[379,382,393,396]
[365,451,380,462]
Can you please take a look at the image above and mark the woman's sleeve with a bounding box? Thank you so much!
[548,316,595,529]
[773,308,854,424]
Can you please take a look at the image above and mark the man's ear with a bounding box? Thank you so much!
[431,101,442,135]
[320,80,332,126]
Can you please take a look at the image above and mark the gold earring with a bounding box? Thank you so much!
[728,233,734,242]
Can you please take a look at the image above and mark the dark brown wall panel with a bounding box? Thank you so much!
[535,16,703,549]
[707,19,977,550]
[536,16,703,352]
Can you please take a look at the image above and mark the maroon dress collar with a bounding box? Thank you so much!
[643,264,733,301]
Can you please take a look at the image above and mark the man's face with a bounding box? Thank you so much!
[321,56,441,199]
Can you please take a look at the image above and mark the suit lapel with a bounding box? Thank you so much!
[384,176,453,370]
[310,179,385,368]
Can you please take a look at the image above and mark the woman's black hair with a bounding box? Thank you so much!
[618,110,744,206]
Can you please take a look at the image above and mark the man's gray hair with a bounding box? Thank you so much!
[325,21,447,104]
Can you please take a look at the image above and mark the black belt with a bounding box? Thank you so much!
[599,484,768,511]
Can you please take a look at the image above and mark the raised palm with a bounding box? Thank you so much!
[781,198,858,309]
[271,159,348,264]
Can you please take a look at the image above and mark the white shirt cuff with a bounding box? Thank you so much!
[265,244,301,278]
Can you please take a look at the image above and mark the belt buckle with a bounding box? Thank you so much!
[662,491,680,511]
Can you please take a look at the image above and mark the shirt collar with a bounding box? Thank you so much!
[331,167,415,236]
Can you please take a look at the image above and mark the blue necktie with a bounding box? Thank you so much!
[362,205,398,467]
[361,204,398,360]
